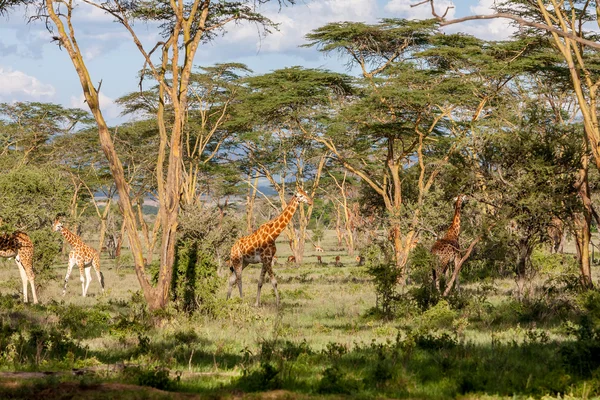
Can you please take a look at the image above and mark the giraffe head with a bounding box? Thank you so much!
[52,219,63,232]
[294,188,313,206]
[453,194,467,207]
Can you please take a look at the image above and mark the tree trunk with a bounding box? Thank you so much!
[574,212,593,288]
[246,173,259,234]
[515,237,533,281]
[574,150,594,288]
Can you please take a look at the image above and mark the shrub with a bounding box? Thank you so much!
[123,365,179,391]
[237,362,282,392]
[172,238,221,315]
[364,244,401,320]
[317,364,362,394]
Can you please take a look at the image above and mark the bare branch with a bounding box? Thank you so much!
[413,0,600,50]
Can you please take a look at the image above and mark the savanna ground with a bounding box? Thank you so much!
[0,231,600,399]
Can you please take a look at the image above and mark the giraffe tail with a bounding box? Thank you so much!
[100,271,105,290]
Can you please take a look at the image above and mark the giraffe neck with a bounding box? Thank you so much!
[260,196,299,241]
[60,227,85,249]
[444,197,463,241]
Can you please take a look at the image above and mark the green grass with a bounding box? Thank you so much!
[0,232,599,398]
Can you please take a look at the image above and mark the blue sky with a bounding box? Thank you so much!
[0,0,512,124]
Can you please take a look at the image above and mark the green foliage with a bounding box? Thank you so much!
[123,365,179,391]
[173,205,239,315]
[237,362,282,392]
[0,167,70,280]
[28,228,62,281]
[172,239,221,315]
[48,303,111,340]
[364,244,401,320]
[317,364,362,394]
[0,166,71,231]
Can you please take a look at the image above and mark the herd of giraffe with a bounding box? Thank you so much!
[0,218,105,304]
[4,189,552,306]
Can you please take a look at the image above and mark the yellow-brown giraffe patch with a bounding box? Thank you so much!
[227,188,313,306]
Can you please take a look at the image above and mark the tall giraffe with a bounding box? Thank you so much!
[431,194,466,290]
[52,219,105,297]
[227,188,313,306]
[0,231,38,304]
[547,216,565,254]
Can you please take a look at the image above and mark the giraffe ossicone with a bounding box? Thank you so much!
[227,188,313,306]
[0,231,38,304]
[53,219,105,297]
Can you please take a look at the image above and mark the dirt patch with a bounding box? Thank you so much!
[0,378,322,400]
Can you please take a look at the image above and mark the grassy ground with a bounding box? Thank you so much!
[0,232,599,398]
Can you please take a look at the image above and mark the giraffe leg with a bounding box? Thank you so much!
[255,265,267,307]
[226,270,237,300]
[236,266,243,298]
[29,278,38,304]
[63,258,76,296]
[227,263,243,300]
[267,264,279,307]
[93,257,105,293]
[20,256,38,304]
[15,259,28,303]
[79,264,87,297]
[84,266,92,297]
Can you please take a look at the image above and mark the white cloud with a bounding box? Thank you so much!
[0,67,56,101]
[220,0,378,54]
[385,0,456,20]
[458,0,516,40]
[84,45,103,61]
[384,0,515,41]
[73,0,115,23]
[70,92,121,119]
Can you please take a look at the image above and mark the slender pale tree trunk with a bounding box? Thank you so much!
[574,149,594,288]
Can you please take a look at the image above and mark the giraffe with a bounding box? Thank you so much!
[547,216,565,254]
[431,194,466,290]
[227,188,313,306]
[52,219,105,297]
[0,231,38,304]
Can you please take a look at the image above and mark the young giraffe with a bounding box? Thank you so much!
[228,188,313,306]
[52,219,105,297]
[431,194,466,290]
[0,231,38,304]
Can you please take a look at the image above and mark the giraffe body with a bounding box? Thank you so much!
[53,220,105,297]
[431,195,465,290]
[547,217,565,254]
[0,231,37,304]
[227,189,313,306]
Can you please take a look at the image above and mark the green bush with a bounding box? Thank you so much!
[364,244,401,320]
[172,239,221,315]
[123,365,179,391]
[237,362,282,392]
[172,205,239,315]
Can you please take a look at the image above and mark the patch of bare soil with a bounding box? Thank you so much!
[0,378,323,400]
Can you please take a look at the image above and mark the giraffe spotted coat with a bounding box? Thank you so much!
[228,188,313,306]
[53,219,105,297]
[431,194,466,290]
[0,231,38,303]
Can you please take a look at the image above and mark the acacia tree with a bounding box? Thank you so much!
[0,102,92,168]
[28,0,292,310]
[304,20,513,280]
[415,0,600,287]
[417,1,600,177]
[232,67,351,263]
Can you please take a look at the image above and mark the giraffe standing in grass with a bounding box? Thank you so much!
[0,231,38,304]
[431,194,466,290]
[228,188,313,306]
[53,219,104,297]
